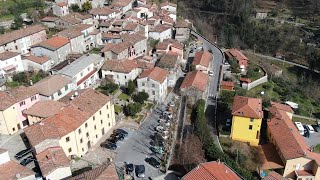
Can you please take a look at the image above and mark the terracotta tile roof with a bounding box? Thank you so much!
[102,33,120,39]
[175,20,190,28]
[226,48,248,66]
[32,75,72,96]
[120,33,147,44]
[36,147,70,177]
[192,51,212,68]
[24,100,66,118]
[112,20,125,26]
[260,144,284,170]
[59,88,112,116]
[123,22,139,31]
[156,39,183,50]
[270,101,293,113]
[56,2,67,7]
[150,24,171,33]
[109,27,122,32]
[99,20,112,27]
[0,51,20,61]
[162,16,174,24]
[138,67,168,83]
[59,14,82,25]
[182,161,241,180]
[157,53,179,69]
[22,55,50,64]
[231,96,263,119]
[239,77,252,83]
[112,0,132,7]
[0,25,46,46]
[295,170,313,177]
[58,24,93,39]
[34,36,69,51]
[221,81,234,87]
[102,59,139,73]
[69,163,119,180]
[134,59,155,69]
[41,16,59,22]
[180,70,209,92]
[263,171,287,180]
[90,7,119,16]
[101,41,133,54]
[0,86,38,110]
[0,161,35,179]
[160,1,177,7]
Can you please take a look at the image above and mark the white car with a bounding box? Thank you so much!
[208,71,214,76]
[306,125,315,133]
[155,126,164,132]
[158,119,166,123]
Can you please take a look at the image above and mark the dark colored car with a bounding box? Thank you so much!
[14,148,32,160]
[106,137,118,143]
[312,125,320,132]
[126,163,134,174]
[20,156,34,166]
[135,165,145,178]
[113,129,128,137]
[145,157,160,168]
[110,133,125,141]
[303,125,310,138]
[101,142,117,150]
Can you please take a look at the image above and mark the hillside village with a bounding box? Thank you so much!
[0,0,319,180]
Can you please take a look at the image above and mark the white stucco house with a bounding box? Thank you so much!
[0,51,24,79]
[160,1,177,14]
[101,59,141,86]
[31,36,71,66]
[149,24,172,42]
[31,74,76,100]
[22,55,51,72]
[56,54,104,89]
[53,2,69,17]
[137,67,169,102]
[90,7,121,21]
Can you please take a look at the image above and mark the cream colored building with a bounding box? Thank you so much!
[24,88,116,157]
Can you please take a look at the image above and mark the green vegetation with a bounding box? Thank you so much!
[97,82,119,96]
[114,105,122,115]
[292,117,317,125]
[134,114,144,123]
[10,16,23,30]
[118,93,130,101]
[125,80,136,95]
[71,2,92,13]
[219,90,235,109]
[315,144,320,153]
[11,70,48,87]
[124,102,142,117]
[191,99,255,179]
[132,91,149,104]
[244,64,265,81]
[145,103,154,110]
[89,48,101,54]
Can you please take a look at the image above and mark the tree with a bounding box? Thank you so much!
[71,4,81,12]
[229,58,240,73]
[132,91,149,104]
[12,72,28,84]
[126,80,136,95]
[99,82,119,95]
[124,102,142,116]
[10,16,24,30]
[0,26,4,34]
[82,2,92,12]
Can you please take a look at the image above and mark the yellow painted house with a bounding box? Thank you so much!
[230,96,263,146]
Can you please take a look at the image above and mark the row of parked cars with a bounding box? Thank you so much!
[100,129,128,150]
[295,122,320,137]
[14,148,34,166]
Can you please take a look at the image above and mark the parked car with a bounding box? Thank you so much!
[126,163,134,174]
[189,49,194,53]
[306,125,315,133]
[312,125,320,132]
[208,71,214,76]
[106,137,118,144]
[150,146,164,155]
[303,125,310,137]
[155,126,164,132]
[158,119,166,123]
[226,119,231,127]
[20,156,34,166]
[110,133,125,140]
[113,129,128,137]
[135,165,145,178]
[101,142,117,150]
[14,148,32,160]
[145,157,160,168]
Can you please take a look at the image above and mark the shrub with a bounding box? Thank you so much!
[126,80,136,95]
[123,102,142,116]
[132,91,149,104]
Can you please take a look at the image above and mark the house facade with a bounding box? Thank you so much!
[0,51,24,80]
[160,2,177,14]
[0,25,47,54]
[22,55,51,72]
[192,51,212,73]
[31,36,71,66]
[53,2,69,17]
[230,96,263,146]
[137,67,169,102]
[90,7,121,21]
[149,24,172,42]
[101,59,141,86]
[24,89,116,157]
[0,86,40,135]
[174,20,190,42]
[225,48,248,70]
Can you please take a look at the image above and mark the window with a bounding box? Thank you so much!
[142,82,145,86]
[58,90,62,96]
[80,72,84,77]
[15,46,18,50]
[106,105,109,109]
[31,96,37,101]
[256,131,260,139]
[87,67,90,71]
[65,85,68,91]
[117,75,119,78]
[152,84,155,87]
[93,116,95,120]
[108,122,111,126]
[86,132,89,137]
[99,110,102,115]
[96,134,98,138]
[80,138,83,143]
[66,137,70,142]
[82,148,84,152]
[78,128,82,134]
[249,125,253,130]
[152,91,155,95]
[250,118,254,122]
[19,101,25,107]
[101,120,103,124]
[125,75,127,79]
[12,128,15,131]
[68,148,72,153]
[94,125,96,130]
[85,123,88,128]
[107,114,110,118]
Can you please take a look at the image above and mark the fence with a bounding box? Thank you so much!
[242,66,268,90]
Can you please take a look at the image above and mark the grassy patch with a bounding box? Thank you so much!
[0,14,14,21]
[118,93,130,101]
[134,114,144,123]
[89,48,101,54]
[5,81,20,88]
[315,144,320,153]
[114,105,122,114]
[144,103,154,110]
[292,117,317,125]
